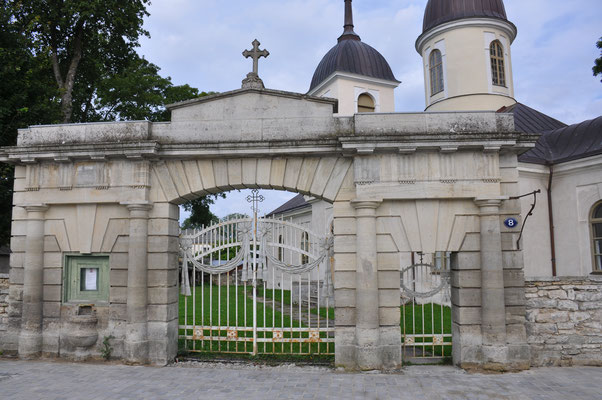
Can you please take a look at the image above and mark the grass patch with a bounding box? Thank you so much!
[179,283,333,355]
[401,303,452,335]
[401,302,452,358]
[259,285,335,321]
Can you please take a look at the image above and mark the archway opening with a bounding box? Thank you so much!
[177,189,335,359]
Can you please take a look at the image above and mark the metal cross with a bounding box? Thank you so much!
[246,189,265,215]
[243,39,269,75]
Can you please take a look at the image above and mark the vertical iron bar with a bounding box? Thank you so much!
[298,273,302,355]
[317,262,320,355]
[252,204,258,355]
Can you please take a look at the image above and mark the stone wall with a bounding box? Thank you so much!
[526,277,602,367]
[0,273,8,345]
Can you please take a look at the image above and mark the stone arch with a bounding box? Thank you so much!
[149,156,353,204]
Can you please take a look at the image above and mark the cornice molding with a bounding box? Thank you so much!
[416,17,518,54]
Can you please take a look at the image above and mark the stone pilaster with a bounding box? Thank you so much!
[351,199,381,370]
[475,198,508,364]
[18,204,48,358]
[123,203,152,363]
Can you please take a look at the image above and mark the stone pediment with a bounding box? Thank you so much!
[154,88,340,143]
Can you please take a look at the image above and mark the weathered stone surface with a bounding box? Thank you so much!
[525,277,602,367]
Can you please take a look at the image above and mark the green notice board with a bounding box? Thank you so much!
[64,255,109,303]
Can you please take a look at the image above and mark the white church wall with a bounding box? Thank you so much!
[519,155,602,278]
[518,164,553,278]
[551,155,602,276]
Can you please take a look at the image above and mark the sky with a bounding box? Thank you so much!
[135,0,602,221]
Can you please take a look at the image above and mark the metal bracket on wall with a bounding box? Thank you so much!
[510,189,542,250]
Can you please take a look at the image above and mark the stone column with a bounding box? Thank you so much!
[475,198,507,364]
[124,203,152,363]
[18,204,48,358]
[351,199,381,370]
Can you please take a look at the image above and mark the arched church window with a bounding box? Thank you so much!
[429,49,444,95]
[490,41,506,87]
[357,93,375,113]
[301,232,310,264]
[591,202,602,272]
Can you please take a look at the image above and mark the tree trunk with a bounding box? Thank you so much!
[51,23,85,124]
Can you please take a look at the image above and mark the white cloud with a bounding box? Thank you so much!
[141,0,601,218]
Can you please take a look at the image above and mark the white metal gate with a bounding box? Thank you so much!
[400,252,452,363]
[178,192,334,356]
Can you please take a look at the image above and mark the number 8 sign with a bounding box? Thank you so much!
[504,217,519,228]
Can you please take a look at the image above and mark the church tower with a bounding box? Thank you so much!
[416,0,517,111]
[308,0,399,116]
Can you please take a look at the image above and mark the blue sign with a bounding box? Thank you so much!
[504,217,519,229]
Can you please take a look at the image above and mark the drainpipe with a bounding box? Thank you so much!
[547,166,557,277]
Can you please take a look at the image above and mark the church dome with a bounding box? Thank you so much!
[309,40,398,91]
[309,0,397,92]
[422,0,509,33]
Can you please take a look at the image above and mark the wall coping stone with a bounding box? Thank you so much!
[526,276,602,283]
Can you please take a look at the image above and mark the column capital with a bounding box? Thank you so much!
[474,197,507,212]
[121,202,153,213]
[22,204,49,214]
[350,198,382,210]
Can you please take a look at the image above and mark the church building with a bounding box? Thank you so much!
[272,0,602,280]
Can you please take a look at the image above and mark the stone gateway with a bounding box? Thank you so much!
[0,0,599,370]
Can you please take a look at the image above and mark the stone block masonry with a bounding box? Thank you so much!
[0,274,8,342]
[526,277,602,367]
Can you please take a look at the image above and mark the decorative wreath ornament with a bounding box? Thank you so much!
[400,263,450,298]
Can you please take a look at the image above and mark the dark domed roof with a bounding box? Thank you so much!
[423,0,509,33]
[309,40,398,91]
[309,0,398,92]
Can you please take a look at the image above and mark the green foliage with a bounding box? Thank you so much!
[9,0,151,122]
[100,335,115,361]
[0,2,62,246]
[594,37,602,82]
[0,1,209,245]
[222,213,250,221]
[95,58,213,122]
[181,194,226,230]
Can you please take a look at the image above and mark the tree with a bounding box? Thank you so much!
[11,0,151,123]
[95,57,211,122]
[594,37,602,82]
[0,1,63,246]
[181,194,227,230]
[1,2,219,245]
[222,213,250,221]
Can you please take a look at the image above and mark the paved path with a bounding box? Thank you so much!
[0,359,600,399]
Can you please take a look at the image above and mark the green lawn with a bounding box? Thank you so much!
[178,284,451,358]
[179,283,333,355]
[401,302,452,358]
[259,285,335,321]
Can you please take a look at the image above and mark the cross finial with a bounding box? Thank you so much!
[242,39,269,89]
[246,189,265,215]
[243,39,269,75]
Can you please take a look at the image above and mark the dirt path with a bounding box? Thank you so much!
[252,292,335,330]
